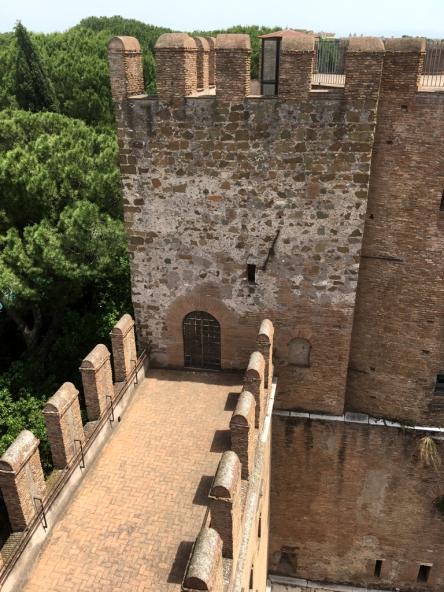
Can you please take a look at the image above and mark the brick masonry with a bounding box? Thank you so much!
[0,431,46,531]
[110,313,137,382]
[346,39,444,425]
[79,344,114,421]
[43,382,85,469]
[270,416,444,590]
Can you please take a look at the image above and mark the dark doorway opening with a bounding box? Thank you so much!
[183,311,221,370]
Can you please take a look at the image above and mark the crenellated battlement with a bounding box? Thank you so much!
[183,320,275,592]
[107,31,440,106]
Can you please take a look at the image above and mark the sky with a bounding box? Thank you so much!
[1,0,443,37]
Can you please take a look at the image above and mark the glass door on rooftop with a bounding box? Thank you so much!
[261,38,280,96]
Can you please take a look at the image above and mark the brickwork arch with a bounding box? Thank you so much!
[160,287,250,370]
[183,310,221,370]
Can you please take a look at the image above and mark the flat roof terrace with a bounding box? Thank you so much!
[20,369,243,592]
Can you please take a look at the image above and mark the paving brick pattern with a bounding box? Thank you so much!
[22,369,242,592]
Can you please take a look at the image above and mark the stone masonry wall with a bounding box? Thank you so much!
[270,417,444,591]
[346,41,444,425]
[116,86,378,415]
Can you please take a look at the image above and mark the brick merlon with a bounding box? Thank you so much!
[216,33,251,51]
[110,313,135,338]
[210,451,241,499]
[281,32,315,52]
[245,351,265,377]
[230,391,255,427]
[347,37,385,53]
[155,33,196,50]
[0,430,40,475]
[43,382,79,416]
[384,37,426,52]
[108,36,141,53]
[184,527,223,589]
[258,319,274,343]
[79,344,111,372]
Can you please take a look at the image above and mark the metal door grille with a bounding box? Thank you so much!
[183,311,221,370]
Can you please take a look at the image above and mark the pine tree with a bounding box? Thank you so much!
[14,21,59,112]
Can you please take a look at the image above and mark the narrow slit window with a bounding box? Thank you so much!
[434,374,444,395]
[249,566,254,590]
[440,190,444,212]
[417,564,431,583]
[247,264,256,284]
[258,514,262,539]
[374,560,383,578]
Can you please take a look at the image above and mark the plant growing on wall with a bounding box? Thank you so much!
[419,435,442,470]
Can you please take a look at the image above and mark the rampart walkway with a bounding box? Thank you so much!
[21,369,242,592]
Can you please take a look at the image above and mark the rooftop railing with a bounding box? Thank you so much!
[312,37,444,91]
[420,40,444,89]
[312,37,347,87]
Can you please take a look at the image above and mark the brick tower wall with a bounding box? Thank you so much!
[346,39,444,425]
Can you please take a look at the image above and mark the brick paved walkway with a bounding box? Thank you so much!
[21,369,242,592]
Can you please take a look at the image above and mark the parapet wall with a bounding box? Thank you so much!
[0,314,142,586]
[183,320,274,592]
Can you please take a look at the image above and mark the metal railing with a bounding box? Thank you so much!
[0,350,147,586]
[313,37,347,87]
[421,40,444,89]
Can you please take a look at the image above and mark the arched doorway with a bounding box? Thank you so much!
[183,311,221,370]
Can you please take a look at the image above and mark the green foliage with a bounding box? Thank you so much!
[0,109,121,230]
[0,19,286,127]
[0,109,131,465]
[36,28,115,126]
[0,33,17,110]
[0,387,51,473]
[14,22,59,113]
[77,16,172,96]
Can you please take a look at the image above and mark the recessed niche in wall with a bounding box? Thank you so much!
[247,264,256,284]
[434,374,444,395]
[374,559,383,578]
[417,564,432,583]
[288,338,311,367]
